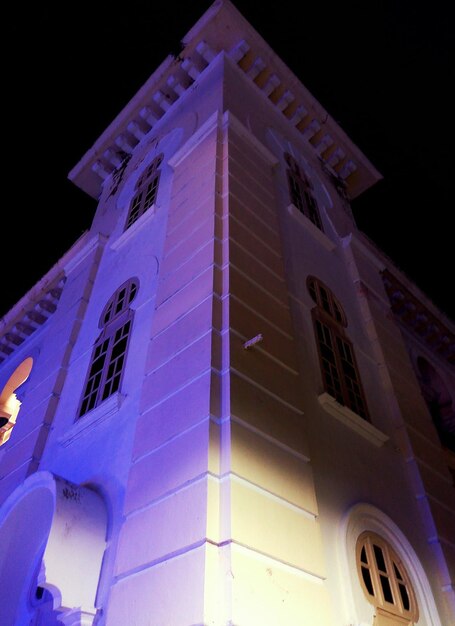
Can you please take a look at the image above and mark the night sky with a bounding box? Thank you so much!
[3,1,453,321]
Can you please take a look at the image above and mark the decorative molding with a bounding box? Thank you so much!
[318,392,389,447]
[59,393,125,447]
[287,204,336,251]
[0,276,67,365]
[69,7,381,201]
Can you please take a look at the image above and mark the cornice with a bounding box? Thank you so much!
[68,0,381,202]
[0,275,66,365]
[0,232,106,366]
[382,269,455,367]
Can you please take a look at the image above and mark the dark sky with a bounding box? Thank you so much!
[3,0,453,320]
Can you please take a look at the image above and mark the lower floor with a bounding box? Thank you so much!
[0,471,452,626]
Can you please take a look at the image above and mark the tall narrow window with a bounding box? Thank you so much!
[356,532,419,624]
[78,279,138,417]
[308,276,369,419]
[285,152,323,230]
[125,154,163,230]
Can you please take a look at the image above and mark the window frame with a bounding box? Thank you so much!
[308,276,369,419]
[284,152,323,231]
[78,279,138,418]
[356,531,419,624]
[124,153,163,230]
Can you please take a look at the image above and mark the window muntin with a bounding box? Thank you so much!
[309,276,368,419]
[125,154,163,230]
[356,532,418,623]
[308,276,347,326]
[285,152,323,231]
[100,279,137,327]
[78,279,138,418]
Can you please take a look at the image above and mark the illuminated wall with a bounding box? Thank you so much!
[0,2,453,625]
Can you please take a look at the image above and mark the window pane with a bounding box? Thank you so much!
[115,288,126,313]
[373,544,387,572]
[393,562,403,581]
[128,192,142,226]
[316,319,344,402]
[399,583,410,611]
[287,164,323,231]
[307,195,322,229]
[334,302,343,324]
[380,575,394,604]
[103,303,113,325]
[336,335,368,417]
[361,566,374,596]
[357,534,416,620]
[308,280,317,303]
[101,321,131,402]
[144,176,159,209]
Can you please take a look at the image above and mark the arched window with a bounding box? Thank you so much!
[284,152,323,230]
[0,357,33,446]
[308,276,368,419]
[78,279,138,417]
[357,531,419,625]
[125,153,163,230]
[416,357,454,452]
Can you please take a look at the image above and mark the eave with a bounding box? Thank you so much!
[69,0,382,201]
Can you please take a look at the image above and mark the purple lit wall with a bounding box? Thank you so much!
[0,2,453,625]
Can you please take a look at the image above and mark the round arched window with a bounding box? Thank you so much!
[99,278,139,328]
[79,279,139,418]
[125,153,164,230]
[356,531,419,624]
[307,276,347,327]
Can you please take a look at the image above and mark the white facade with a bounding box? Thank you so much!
[0,2,454,625]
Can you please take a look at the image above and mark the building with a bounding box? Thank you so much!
[0,1,454,624]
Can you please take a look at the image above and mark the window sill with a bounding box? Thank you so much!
[287,204,335,251]
[318,392,389,447]
[59,393,125,447]
[111,205,157,251]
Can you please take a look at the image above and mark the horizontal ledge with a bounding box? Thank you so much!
[110,205,157,251]
[231,413,310,462]
[59,393,126,447]
[318,392,389,447]
[231,542,325,584]
[287,204,336,251]
[228,472,317,519]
